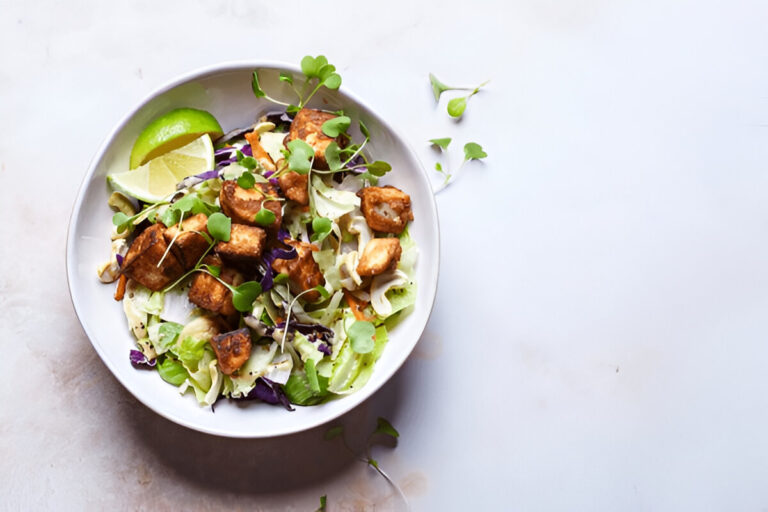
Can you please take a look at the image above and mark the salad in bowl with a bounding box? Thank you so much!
[96,57,419,411]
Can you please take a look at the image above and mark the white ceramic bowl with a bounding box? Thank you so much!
[66,62,439,438]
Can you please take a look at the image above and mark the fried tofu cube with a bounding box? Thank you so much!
[122,223,184,291]
[163,213,209,269]
[358,185,414,234]
[356,238,402,276]
[187,255,242,316]
[271,240,325,302]
[288,108,340,169]
[210,327,252,375]
[244,130,277,172]
[277,171,309,205]
[215,223,266,266]
[219,180,282,229]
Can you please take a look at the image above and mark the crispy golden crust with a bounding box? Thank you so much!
[287,108,339,169]
[356,238,402,276]
[163,213,209,270]
[122,224,184,291]
[210,327,252,375]
[358,185,414,234]
[244,130,276,172]
[271,240,324,302]
[214,223,266,266]
[277,171,309,205]
[187,255,242,316]
[219,180,282,229]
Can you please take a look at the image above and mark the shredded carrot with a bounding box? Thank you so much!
[344,290,374,321]
[114,274,127,301]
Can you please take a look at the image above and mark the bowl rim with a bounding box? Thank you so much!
[65,60,440,438]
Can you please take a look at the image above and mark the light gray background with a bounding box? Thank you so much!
[2,0,767,510]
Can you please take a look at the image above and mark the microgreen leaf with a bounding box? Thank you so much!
[286,104,301,115]
[305,358,320,393]
[254,208,276,227]
[279,72,293,85]
[348,320,375,354]
[237,172,256,189]
[324,425,344,440]
[159,208,180,228]
[429,72,451,101]
[203,264,221,278]
[429,137,452,150]
[207,212,231,242]
[251,70,266,98]
[239,156,258,171]
[324,142,342,171]
[321,116,351,138]
[463,142,488,161]
[323,73,342,90]
[172,194,201,214]
[311,216,333,243]
[232,281,263,312]
[274,272,289,285]
[112,212,132,233]
[358,172,379,185]
[374,417,400,439]
[301,55,328,79]
[359,120,370,139]
[363,161,392,177]
[447,96,467,118]
[286,139,314,174]
[316,495,327,512]
[313,285,331,300]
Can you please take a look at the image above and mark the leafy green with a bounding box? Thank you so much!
[324,142,342,171]
[311,216,333,243]
[157,356,188,386]
[283,371,328,405]
[237,171,255,189]
[464,142,488,161]
[239,156,258,171]
[157,322,183,352]
[176,337,208,369]
[316,495,327,512]
[324,425,344,440]
[274,273,289,285]
[429,73,452,101]
[305,358,321,393]
[348,320,376,354]
[447,97,467,118]
[254,208,276,227]
[429,137,452,150]
[112,212,131,232]
[359,119,370,139]
[374,417,400,439]
[251,70,266,98]
[207,212,231,241]
[321,116,351,138]
[202,264,220,278]
[287,139,314,174]
[231,281,262,312]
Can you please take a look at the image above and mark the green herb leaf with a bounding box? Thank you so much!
[202,264,221,278]
[274,272,289,285]
[159,208,180,228]
[279,72,293,85]
[358,172,379,185]
[232,281,263,312]
[321,116,351,138]
[429,72,451,101]
[359,120,370,139]
[463,142,488,161]
[324,142,342,171]
[323,73,342,90]
[348,320,376,354]
[251,70,266,98]
[301,55,329,79]
[239,156,258,171]
[305,358,321,393]
[429,137,452,150]
[364,160,392,177]
[447,97,467,118]
[112,212,132,233]
[324,425,344,440]
[374,417,400,439]
[254,208,276,227]
[311,216,333,243]
[237,172,256,189]
[207,212,231,242]
[286,104,301,115]
[286,139,315,174]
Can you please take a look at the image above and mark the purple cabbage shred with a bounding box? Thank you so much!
[240,378,294,411]
[115,254,124,267]
[259,245,298,291]
[130,349,156,369]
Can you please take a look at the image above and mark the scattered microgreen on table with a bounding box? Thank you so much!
[430,139,488,192]
[429,72,489,119]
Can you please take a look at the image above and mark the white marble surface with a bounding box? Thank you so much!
[2,0,768,510]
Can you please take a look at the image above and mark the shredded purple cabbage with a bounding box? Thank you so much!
[214,147,237,158]
[241,144,253,157]
[115,254,124,267]
[317,343,332,356]
[269,178,279,186]
[259,245,298,291]
[264,170,274,178]
[130,349,156,369]
[238,378,294,411]
[177,168,222,190]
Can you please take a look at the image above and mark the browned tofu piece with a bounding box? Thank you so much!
[356,238,402,276]
[210,327,252,375]
[287,108,340,169]
[121,224,184,291]
[244,130,277,172]
[215,223,266,266]
[277,171,309,205]
[358,185,414,234]
[187,255,242,316]
[219,180,282,229]
[271,240,325,302]
[163,213,209,270]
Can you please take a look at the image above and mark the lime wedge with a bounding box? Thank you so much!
[108,134,215,203]
[129,108,223,169]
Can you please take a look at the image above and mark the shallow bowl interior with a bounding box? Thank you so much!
[66,62,439,438]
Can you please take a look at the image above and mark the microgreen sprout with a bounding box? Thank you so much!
[321,116,351,138]
[206,212,231,242]
[254,208,276,227]
[429,137,452,150]
[430,140,488,192]
[252,55,342,112]
[311,216,333,243]
[286,139,315,174]
[315,495,327,512]
[236,171,256,189]
[429,73,489,118]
